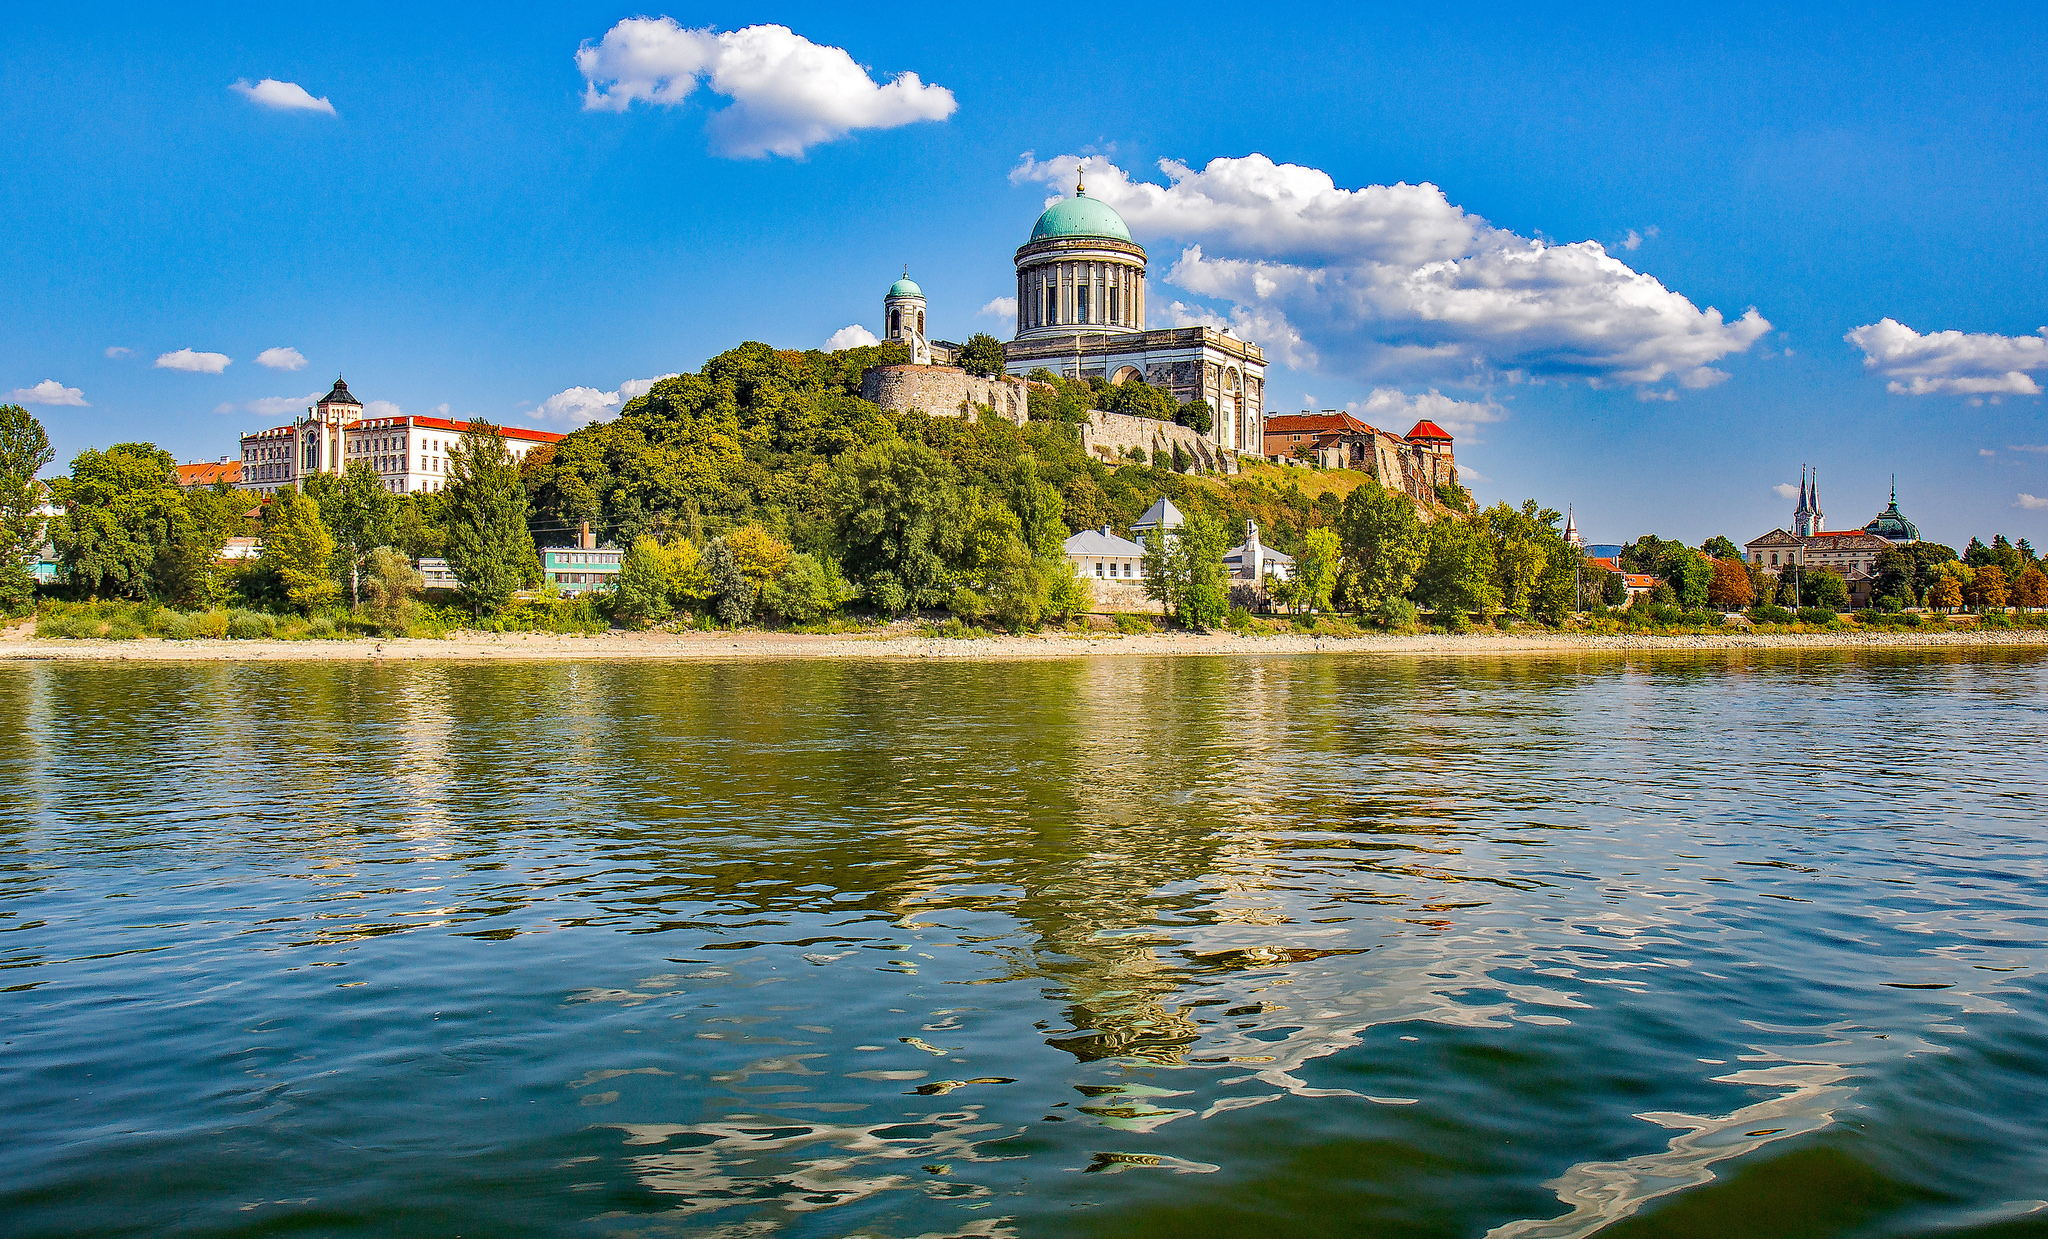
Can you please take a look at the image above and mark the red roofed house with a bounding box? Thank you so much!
[1260,410,1461,505]
[173,459,242,490]
[236,376,565,498]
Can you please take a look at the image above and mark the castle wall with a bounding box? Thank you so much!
[859,365,1030,424]
[1078,410,1235,474]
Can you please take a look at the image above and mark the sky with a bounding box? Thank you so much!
[4,1,2046,549]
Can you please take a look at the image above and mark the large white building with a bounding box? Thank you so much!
[237,377,565,497]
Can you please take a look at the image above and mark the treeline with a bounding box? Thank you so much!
[1616,532,2048,614]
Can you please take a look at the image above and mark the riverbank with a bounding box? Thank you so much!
[5,619,2047,661]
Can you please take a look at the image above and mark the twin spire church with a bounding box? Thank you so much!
[877,177,1269,459]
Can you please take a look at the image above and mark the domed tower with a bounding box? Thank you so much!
[884,272,931,365]
[1013,175,1147,342]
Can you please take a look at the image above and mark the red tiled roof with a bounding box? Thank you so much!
[174,461,241,487]
[1406,419,1453,441]
[1263,412,1370,436]
[1587,557,1620,573]
[1808,530,1871,539]
[353,415,566,443]
[1623,573,1657,588]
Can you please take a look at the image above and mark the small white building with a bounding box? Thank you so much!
[1064,525,1146,583]
[1225,520,1292,583]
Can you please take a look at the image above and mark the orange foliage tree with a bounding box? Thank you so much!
[1706,557,1754,609]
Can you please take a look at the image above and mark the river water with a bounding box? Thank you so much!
[2,651,2045,1238]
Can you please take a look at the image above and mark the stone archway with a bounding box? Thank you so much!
[1110,365,1143,386]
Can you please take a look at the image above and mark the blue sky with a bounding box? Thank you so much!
[4,1,2045,548]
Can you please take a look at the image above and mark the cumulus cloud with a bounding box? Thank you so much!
[1012,153,1770,391]
[825,324,880,351]
[156,349,231,374]
[230,78,336,115]
[576,18,956,158]
[1845,318,2048,396]
[533,374,684,426]
[1351,387,1508,440]
[256,346,307,371]
[2017,494,2048,510]
[364,400,403,419]
[105,346,131,359]
[978,296,1017,319]
[1774,482,1801,499]
[7,379,89,407]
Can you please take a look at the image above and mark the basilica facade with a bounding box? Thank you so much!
[876,178,1267,459]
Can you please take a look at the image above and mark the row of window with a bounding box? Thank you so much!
[550,553,620,566]
[1091,560,1137,578]
[1025,264,1138,329]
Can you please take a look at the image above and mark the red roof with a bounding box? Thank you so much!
[1586,557,1620,573]
[174,461,241,487]
[1406,419,1453,441]
[1623,573,1657,588]
[1263,411,1371,437]
[355,415,565,443]
[1808,530,1869,539]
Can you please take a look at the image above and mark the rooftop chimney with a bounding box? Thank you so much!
[580,520,594,551]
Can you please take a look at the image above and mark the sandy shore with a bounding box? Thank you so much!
[4,620,2046,662]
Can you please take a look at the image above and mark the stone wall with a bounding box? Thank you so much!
[859,365,1029,424]
[1083,579,1162,615]
[1078,409,1236,474]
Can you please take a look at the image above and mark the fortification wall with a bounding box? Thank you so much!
[859,365,1029,425]
[1078,410,1237,474]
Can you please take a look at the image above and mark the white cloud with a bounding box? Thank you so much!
[1635,388,1679,402]
[2008,444,2048,453]
[1350,387,1508,440]
[1456,465,1492,484]
[364,400,403,419]
[156,348,231,373]
[1980,449,1997,458]
[978,296,1017,319]
[1012,153,1770,391]
[7,379,89,407]
[1774,482,1801,499]
[825,324,880,351]
[1845,318,2048,396]
[576,18,956,158]
[105,346,131,359]
[533,375,683,426]
[214,392,320,419]
[230,78,336,115]
[2017,494,2048,510]
[256,346,307,371]
[1620,230,1643,252]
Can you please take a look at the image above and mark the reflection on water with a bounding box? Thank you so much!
[1,650,2046,1238]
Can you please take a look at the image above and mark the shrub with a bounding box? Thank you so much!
[306,616,338,638]
[227,609,274,639]
[1113,612,1154,634]
[35,614,98,639]
[103,618,143,640]
[190,611,229,638]
[1375,597,1419,631]
[1794,607,1836,626]
[1432,607,1470,633]
[1228,605,1253,631]
[1749,604,1795,625]
[159,613,197,640]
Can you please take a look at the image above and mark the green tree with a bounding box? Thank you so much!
[1702,535,1742,561]
[1178,511,1230,629]
[359,546,423,634]
[445,420,536,618]
[1141,525,1186,620]
[1482,501,1552,615]
[613,536,673,628]
[832,439,961,613]
[958,333,1005,378]
[1335,483,1425,610]
[48,442,227,604]
[327,462,399,607]
[1292,527,1341,614]
[264,485,339,612]
[1801,566,1849,611]
[1873,545,1919,606]
[1602,570,1627,606]
[701,536,755,625]
[1412,514,1498,626]
[1175,400,1214,436]
[0,405,55,612]
[763,552,846,623]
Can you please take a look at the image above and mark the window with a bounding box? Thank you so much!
[1095,561,1104,577]
[890,309,900,334]
[1109,287,1119,322]
[917,310,924,335]
[1771,553,1779,566]
[1077,285,1091,322]
[1045,283,1056,324]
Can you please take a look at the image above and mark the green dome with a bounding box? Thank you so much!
[887,276,923,299]
[1030,191,1132,242]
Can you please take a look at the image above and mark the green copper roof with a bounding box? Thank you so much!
[1030,191,1132,242]
[887,276,923,299]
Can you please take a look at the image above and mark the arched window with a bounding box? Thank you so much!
[916,310,924,335]
[890,309,900,335]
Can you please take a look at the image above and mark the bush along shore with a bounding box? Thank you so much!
[5,344,2048,646]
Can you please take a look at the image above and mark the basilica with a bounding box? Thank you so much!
[875,177,1269,460]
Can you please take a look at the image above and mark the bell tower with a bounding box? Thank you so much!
[884,270,931,365]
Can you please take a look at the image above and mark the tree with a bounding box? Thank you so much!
[763,553,846,623]
[327,462,399,608]
[0,405,55,612]
[832,439,960,614]
[1335,483,1424,610]
[1412,514,1498,626]
[958,333,1005,378]
[48,442,230,604]
[1482,501,1552,615]
[2018,565,2048,612]
[726,524,793,588]
[444,420,536,618]
[1178,511,1230,629]
[359,546,423,634]
[1664,548,1713,609]
[1873,545,1919,607]
[1702,535,1742,562]
[1175,400,1213,436]
[264,485,339,612]
[1602,570,1627,606]
[701,536,755,625]
[1969,564,2010,611]
[1928,573,1964,612]
[1707,558,1754,610]
[613,536,673,628]
[1801,566,1849,611]
[1141,525,1185,619]
[1292,527,1340,613]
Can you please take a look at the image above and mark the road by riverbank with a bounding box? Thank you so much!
[5,620,2046,662]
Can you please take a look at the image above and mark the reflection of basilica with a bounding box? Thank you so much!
[878,174,1269,457]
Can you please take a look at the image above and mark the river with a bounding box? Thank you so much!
[2,650,2045,1237]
